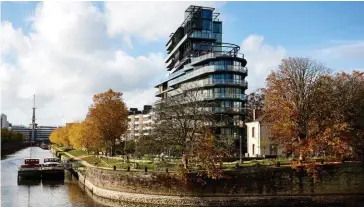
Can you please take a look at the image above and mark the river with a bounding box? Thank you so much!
[1,147,104,207]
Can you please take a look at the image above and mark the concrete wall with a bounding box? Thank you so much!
[76,164,364,206]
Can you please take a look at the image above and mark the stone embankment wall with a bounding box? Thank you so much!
[76,163,364,206]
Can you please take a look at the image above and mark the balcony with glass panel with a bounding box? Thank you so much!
[189,31,220,40]
[202,79,248,87]
[205,107,246,114]
[189,43,246,66]
[202,93,247,101]
[168,65,247,86]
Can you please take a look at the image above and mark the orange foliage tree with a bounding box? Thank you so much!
[87,89,128,156]
[264,57,353,162]
[49,127,70,147]
[332,71,364,160]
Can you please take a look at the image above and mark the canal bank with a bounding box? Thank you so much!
[52,146,364,206]
[1,142,28,159]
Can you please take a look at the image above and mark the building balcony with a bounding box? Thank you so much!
[169,65,247,86]
[202,79,248,87]
[165,34,188,63]
[214,107,246,114]
[202,93,247,101]
[189,31,219,40]
[204,107,246,114]
[190,52,245,66]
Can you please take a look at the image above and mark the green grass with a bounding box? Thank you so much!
[68,149,87,157]
[83,156,108,168]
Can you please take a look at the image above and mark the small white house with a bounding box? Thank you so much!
[245,113,284,158]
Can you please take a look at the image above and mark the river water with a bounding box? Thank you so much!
[1,147,104,207]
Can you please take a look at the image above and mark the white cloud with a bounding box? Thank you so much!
[1,2,166,126]
[0,21,31,56]
[104,1,225,42]
[316,41,364,60]
[240,34,287,93]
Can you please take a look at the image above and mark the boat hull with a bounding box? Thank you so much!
[18,169,42,179]
[41,168,65,179]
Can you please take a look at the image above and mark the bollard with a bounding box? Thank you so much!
[113,165,116,171]
[165,168,168,173]
[127,166,130,171]
[145,166,148,172]
[276,161,280,167]
[235,163,239,168]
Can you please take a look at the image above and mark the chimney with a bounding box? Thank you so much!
[253,108,256,121]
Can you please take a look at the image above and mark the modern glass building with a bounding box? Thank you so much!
[11,125,59,142]
[155,5,248,152]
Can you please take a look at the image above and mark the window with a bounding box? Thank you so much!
[202,20,212,31]
[213,22,222,33]
[252,144,255,155]
[252,127,255,138]
[201,9,212,19]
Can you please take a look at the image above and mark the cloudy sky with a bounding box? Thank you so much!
[1,1,363,126]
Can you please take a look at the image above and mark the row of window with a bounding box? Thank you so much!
[210,74,243,80]
[219,100,243,108]
[203,87,244,94]
[209,60,242,66]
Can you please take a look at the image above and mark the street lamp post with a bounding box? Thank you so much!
[239,131,242,164]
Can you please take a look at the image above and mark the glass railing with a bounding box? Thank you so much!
[204,107,246,113]
[190,52,245,65]
[202,79,248,87]
[202,93,247,100]
[169,65,247,86]
[214,107,245,113]
[189,31,218,39]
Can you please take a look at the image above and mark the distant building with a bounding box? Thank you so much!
[124,105,154,141]
[245,113,284,158]
[1,114,10,129]
[10,125,31,140]
[11,124,59,142]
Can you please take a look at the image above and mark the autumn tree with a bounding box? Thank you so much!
[332,71,364,160]
[82,117,105,154]
[68,122,86,150]
[87,89,128,156]
[49,127,70,147]
[264,57,338,161]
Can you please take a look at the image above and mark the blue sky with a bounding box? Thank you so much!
[2,1,364,68]
[1,1,363,125]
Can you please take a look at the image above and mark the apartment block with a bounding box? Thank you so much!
[125,105,154,141]
[155,5,248,151]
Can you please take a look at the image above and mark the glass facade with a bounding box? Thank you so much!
[157,6,248,153]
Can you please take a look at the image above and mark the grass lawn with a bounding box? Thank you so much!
[67,149,88,157]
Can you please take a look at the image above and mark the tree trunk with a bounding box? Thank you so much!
[182,152,188,169]
[111,139,116,156]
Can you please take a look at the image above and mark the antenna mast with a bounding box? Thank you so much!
[30,95,36,157]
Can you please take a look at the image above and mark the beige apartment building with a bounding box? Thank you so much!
[124,105,154,141]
